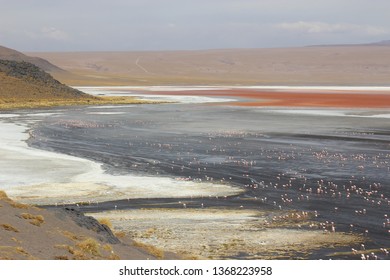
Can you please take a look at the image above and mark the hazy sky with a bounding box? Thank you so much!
[1,0,390,51]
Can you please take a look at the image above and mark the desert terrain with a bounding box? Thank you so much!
[29,45,390,86]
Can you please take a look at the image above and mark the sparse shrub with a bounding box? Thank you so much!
[115,231,126,238]
[1,224,19,232]
[73,250,88,260]
[61,230,82,241]
[76,238,101,257]
[0,190,9,200]
[132,240,164,259]
[20,213,45,226]
[9,200,29,209]
[55,255,70,260]
[16,247,29,256]
[98,218,113,229]
[102,244,113,252]
[142,227,157,238]
[0,191,28,208]
[109,254,120,260]
[11,237,20,244]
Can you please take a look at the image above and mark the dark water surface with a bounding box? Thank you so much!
[28,103,390,259]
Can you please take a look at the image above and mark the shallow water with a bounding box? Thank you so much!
[1,89,390,259]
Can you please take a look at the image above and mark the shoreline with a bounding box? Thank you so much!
[2,85,390,111]
[76,86,390,109]
[0,111,242,206]
[0,96,165,111]
[2,87,389,259]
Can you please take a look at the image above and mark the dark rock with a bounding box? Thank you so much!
[58,207,120,244]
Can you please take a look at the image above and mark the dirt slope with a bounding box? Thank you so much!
[0,191,173,260]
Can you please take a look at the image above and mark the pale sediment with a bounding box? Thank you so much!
[89,208,364,260]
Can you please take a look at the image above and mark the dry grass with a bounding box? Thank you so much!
[0,191,8,200]
[9,201,29,209]
[114,231,126,238]
[76,238,101,257]
[132,240,165,259]
[0,246,31,259]
[141,227,157,238]
[98,218,113,229]
[55,239,102,260]
[61,230,84,241]
[0,95,162,110]
[1,223,19,232]
[54,255,70,260]
[16,247,30,256]
[102,244,120,260]
[54,244,75,255]
[19,213,45,227]
[0,191,27,208]
[0,72,162,110]
[11,237,21,244]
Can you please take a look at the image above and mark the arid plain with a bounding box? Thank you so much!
[29,44,390,87]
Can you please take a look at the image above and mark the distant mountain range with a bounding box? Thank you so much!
[308,40,390,47]
[368,40,390,46]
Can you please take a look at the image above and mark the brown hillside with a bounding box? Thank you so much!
[0,60,152,109]
[0,59,99,109]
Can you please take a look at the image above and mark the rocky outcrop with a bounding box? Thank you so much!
[58,207,120,244]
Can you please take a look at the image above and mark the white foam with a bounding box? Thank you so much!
[88,105,136,109]
[86,112,126,115]
[358,114,390,119]
[75,86,233,92]
[0,114,20,118]
[134,94,236,104]
[75,86,236,104]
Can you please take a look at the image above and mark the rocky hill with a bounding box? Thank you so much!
[0,58,153,109]
[0,59,85,96]
[0,45,63,72]
[0,59,100,109]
